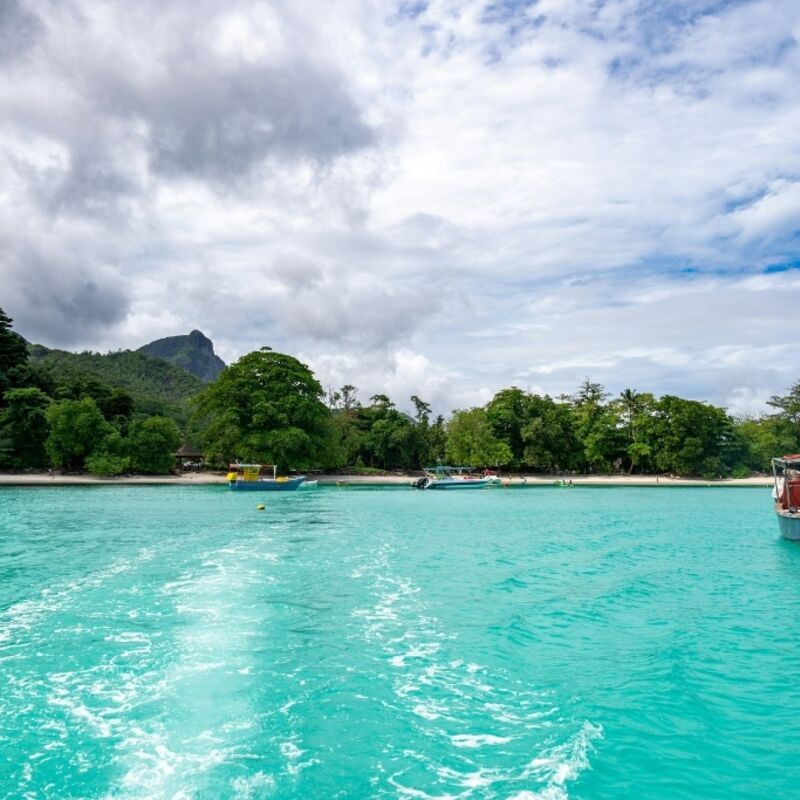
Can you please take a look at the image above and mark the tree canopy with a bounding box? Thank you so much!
[0,308,29,404]
[194,348,330,469]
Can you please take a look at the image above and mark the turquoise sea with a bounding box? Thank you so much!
[1,485,798,799]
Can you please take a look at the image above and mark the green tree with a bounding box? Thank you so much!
[85,450,129,476]
[340,384,359,410]
[45,397,112,470]
[446,408,512,468]
[410,395,432,423]
[520,394,580,472]
[643,395,731,477]
[0,308,29,404]
[98,388,135,428]
[355,395,416,469]
[194,347,330,469]
[426,414,448,465]
[768,380,800,426]
[616,388,644,443]
[571,379,621,472]
[409,395,434,466]
[128,417,181,474]
[612,390,656,471]
[486,387,531,465]
[735,416,797,472]
[627,441,652,473]
[0,387,51,468]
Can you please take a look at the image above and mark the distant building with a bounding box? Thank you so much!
[174,443,205,470]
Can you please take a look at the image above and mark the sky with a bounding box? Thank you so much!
[2,0,800,417]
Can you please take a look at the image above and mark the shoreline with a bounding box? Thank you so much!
[0,472,773,487]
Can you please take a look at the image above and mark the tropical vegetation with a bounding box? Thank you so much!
[1,305,799,478]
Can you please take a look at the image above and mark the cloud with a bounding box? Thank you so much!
[2,0,800,415]
[141,57,375,183]
[0,0,42,64]
[724,180,800,243]
[271,254,323,290]
[3,242,130,346]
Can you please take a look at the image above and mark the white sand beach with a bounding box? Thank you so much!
[0,472,773,487]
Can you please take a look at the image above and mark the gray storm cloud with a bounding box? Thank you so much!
[0,0,41,64]
[142,59,375,182]
[3,243,130,345]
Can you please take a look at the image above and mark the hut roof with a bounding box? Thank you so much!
[175,443,204,458]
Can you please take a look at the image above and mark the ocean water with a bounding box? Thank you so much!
[0,484,798,800]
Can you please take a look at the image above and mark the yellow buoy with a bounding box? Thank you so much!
[256,504,265,511]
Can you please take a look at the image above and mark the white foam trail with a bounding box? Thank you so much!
[231,771,275,799]
[0,548,156,645]
[520,720,604,798]
[450,733,514,748]
[104,541,277,798]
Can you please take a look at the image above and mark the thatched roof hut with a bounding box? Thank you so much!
[174,443,205,468]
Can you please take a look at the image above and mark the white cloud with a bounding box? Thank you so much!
[1,0,800,414]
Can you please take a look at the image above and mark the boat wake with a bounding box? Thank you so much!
[350,548,603,798]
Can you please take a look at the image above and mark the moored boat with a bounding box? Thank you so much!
[772,455,800,540]
[227,463,305,491]
[413,466,495,490]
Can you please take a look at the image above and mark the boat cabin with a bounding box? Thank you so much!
[423,466,481,479]
[227,463,280,482]
[772,455,800,511]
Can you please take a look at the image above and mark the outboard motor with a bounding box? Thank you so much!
[414,477,431,489]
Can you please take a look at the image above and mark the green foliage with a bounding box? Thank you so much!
[86,452,129,477]
[768,380,800,426]
[571,379,622,471]
[486,388,531,465]
[330,408,363,466]
[735,416,797,471]
[194,348,330,469]
[446,408,512,467]
[357,397,416,470]
[0,387,51,468]
[128,417,181,474]
[0,308,30,404]
[28,345,204,426]
[45,397,112,470]
[323,389,441,471]
[520,395,581,471]
[424,414,448,466]
[484,388,584,472]
[627,441,652,473]
[641,396,731,476]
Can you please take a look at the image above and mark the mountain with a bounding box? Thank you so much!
[27,345,205,425]
[138,330,225,382]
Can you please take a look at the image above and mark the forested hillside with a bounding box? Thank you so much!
[27,345,204,424]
